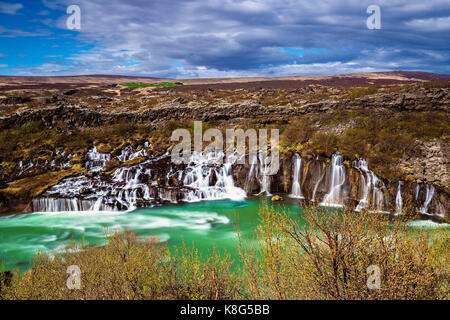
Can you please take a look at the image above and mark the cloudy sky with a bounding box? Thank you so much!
[0,0,449,78]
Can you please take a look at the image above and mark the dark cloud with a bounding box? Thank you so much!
[12,0,450,76]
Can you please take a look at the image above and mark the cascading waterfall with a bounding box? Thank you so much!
[370,173,386,212]
[420,184,435,215]
[32,197,112,212]
[320,152,346,207]
[352,158,386,212]
[183,151,246,202]
[415,184,420,201]
[85,146,111,172]
[117,144,148,162]
[289,153,304,199]
[353,159,370,211]
[395,181,403,215]
[258,151,272,196]
[27,143,447,220]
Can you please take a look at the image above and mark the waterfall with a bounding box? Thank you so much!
[182,151,246,202]
[258,151,272,195]
[117,144,148,162]
[415,184,420,201]
[245,154,258,193]
[244,151,273,196]
[32,198,112,212]
[395,181,403,215]
[371,173,386,212]
[353,159,370,211]
[420,184,435,215]
[92,197,103,212]
[352,158,386,212]
[85,146,111,172]
[320,152,346,207]
[289,153,304,199]
[311,170,325,203]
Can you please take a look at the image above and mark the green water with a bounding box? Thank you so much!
[1,198,448,272]
[0,198,304,271]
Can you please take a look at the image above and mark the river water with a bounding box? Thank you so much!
[1,197,448,272]
[0,198,305,271]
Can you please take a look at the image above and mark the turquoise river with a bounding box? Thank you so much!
[0,197,448,271]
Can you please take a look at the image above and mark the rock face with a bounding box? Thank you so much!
[0,86,448,130]
[3,143,445,222]
[400,139,449,188]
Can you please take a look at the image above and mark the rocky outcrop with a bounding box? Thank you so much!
[0,86,448,130]
[400,139,449,189]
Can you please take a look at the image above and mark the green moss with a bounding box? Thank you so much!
[104,156,147,175]
[0,166,85,199]
[345,85,379,100]
[343,160,351,168]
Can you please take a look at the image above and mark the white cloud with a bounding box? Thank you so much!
[0,2,22,15]
[405,17,450,31]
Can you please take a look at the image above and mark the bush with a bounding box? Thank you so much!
[310,131,339,157]
[237,204,448,300]
[1,231,240,300]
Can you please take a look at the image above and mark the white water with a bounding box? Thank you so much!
[353,159,370,211]
[415,184,420,201]
[85,146,111,172]
[258,152,272,196]
[182,151,246,202]
[32,198,113,212]
[420,184,435,215]
[320,152,346,207]
[395,181,403,215]
[352,158,386,212]
[289,153,304,199]
[117,144,148,162]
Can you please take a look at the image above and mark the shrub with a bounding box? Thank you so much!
[237,203,449,300]
[1,231,240,300]
[310,131,339,157]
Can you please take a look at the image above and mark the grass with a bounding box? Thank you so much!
[0,165,85,199]
[120,82,180,88]
[1,203,448,300]
[279,111,450,180]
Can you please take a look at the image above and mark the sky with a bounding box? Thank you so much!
[0,0,449,78]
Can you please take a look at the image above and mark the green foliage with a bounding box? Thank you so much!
[345,85,379,100]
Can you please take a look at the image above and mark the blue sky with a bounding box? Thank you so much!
[0,0,449,78]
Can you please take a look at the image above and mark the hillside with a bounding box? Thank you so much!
[0,71,448,221]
